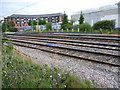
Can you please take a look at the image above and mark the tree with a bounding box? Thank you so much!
[39,20,46,25]
[2,21,17,32]
[7,21,15,29]
[61,12,69,30]
[70,19,75,25]
[28,20,32,26]
[78,11,84,25]
[28,20,37,26]
[46,22,52,30]
[2,22,7,32]
[32,20,37,25]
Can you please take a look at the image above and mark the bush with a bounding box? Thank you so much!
[9,27,18,32]
[78,23,91,32]
[2,40,96,88]
[46,22,52,30]
[93,20,114,30]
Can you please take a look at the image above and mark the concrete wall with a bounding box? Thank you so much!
[118,2,120,28]
[71,3,119,28]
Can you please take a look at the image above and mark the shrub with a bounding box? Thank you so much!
[78,23,91,32]
[2,40,96,88]
[46,22,52,30]
[93,20,114,30]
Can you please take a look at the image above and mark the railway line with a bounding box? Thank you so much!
[5,35,120,48]
[3,33,120,88]
[4,33,120,42]
[6,37,120,51]
[3,33,120,67]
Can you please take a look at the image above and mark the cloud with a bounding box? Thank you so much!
[0,0,119,18]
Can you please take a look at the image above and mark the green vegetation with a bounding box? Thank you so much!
[78,23,91,32]
[70,19,75,25]
[28,20,46,26]
[92,20,115,34]
[2,39,96,88]
[61,12,69,30]
[78,11,84,25]
[28,20,37,26]
[28,20,32,26]
[39,20,46,25]
[2,21,18,32]
[46,22,52,30]
[2,22,7,32]
[93,20,115,30]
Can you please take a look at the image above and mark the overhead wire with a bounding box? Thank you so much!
[2,0,40,17]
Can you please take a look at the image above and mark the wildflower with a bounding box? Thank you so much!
[64,85,66,88]
[50,75,52,78]
[4,74,7,76]
[57,73,60,76]
[3,71,6,73]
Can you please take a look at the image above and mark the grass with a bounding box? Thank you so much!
[30,29,120,34]
[2,40,96,88]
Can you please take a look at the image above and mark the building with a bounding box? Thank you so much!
[4,13,64,30]
[71,2,120,28]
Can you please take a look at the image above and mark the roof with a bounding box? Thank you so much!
[6,13,64,18]
[72,2,118,15]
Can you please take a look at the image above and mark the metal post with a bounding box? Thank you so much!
[85,28,86,33]
[72,29,74,32]
[62,29,63,32]
[78,28,79,32]
[110,28,112,34]
[100,28,102,34]
[67,28,68,32]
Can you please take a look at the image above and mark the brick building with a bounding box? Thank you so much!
[4,13,64,30]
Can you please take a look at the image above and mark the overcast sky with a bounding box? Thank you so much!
[0,0,119,19]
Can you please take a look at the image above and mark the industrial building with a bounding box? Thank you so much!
[71,2,120,28]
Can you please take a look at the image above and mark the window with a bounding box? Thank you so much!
[21,18,24,20]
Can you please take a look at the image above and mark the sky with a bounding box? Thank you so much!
[0,0,119,20]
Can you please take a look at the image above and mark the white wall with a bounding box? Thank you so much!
[101,14,118,28]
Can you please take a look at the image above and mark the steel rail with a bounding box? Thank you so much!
[4,34,120,41]
[11,39,119,57]
[13,42,120,67]
[5,37,120,51]
[5,35,120,47]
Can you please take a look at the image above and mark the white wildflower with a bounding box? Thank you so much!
[50,75,52,78]
[64,85,66,88]
[58,73,60,76]
[3,71,6,73]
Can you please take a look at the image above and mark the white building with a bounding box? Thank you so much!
[71,2,120,28]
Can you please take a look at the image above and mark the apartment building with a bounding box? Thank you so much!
[71,2,120,28]
[4,13,64,30]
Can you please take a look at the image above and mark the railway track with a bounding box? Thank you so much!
[3,33,120,67]
[4,39,119,67]
[4,33,120,42]
[5,35,120,48]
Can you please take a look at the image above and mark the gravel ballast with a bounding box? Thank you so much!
[14,45,119,88]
